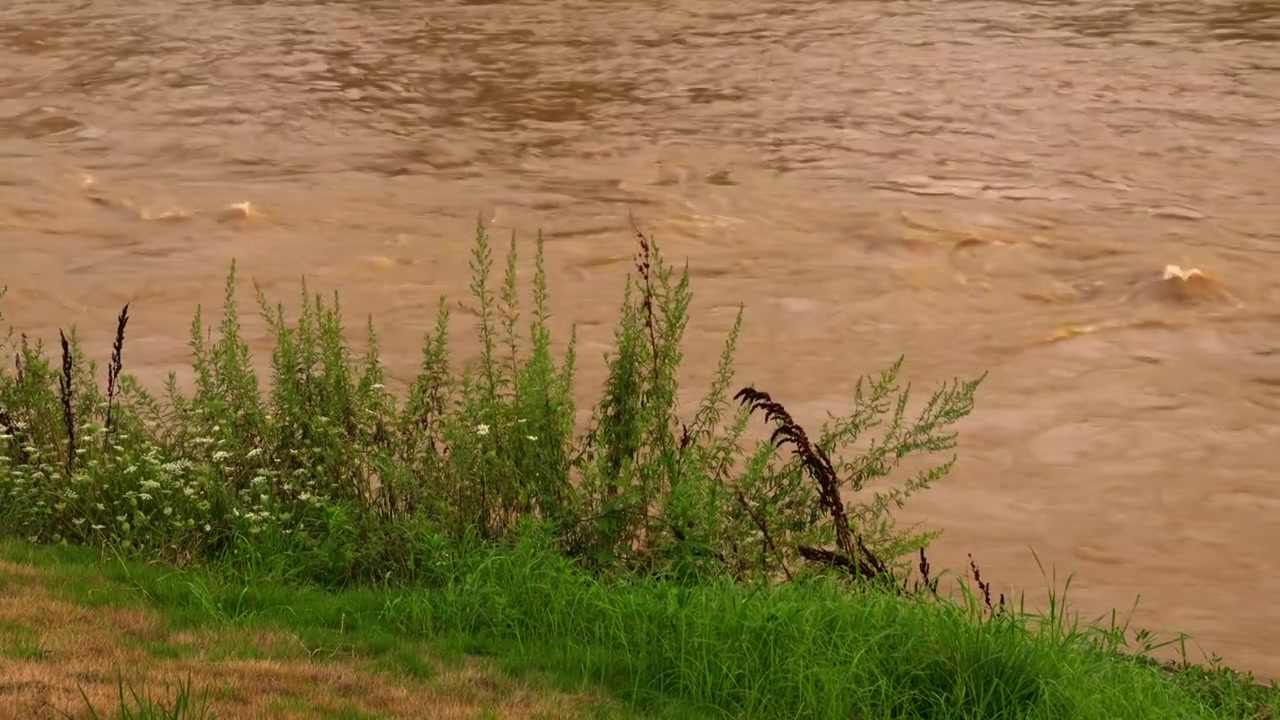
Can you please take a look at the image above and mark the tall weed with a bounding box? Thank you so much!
[0,222,981,587]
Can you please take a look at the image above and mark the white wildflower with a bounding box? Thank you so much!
[475,423,490,436]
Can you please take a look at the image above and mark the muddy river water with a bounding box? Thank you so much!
[3,0,1279,677]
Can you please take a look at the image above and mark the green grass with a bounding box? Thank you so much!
[0,541,634,718]
[3,538,1278,719]
[75,673,213,720]
[0,222,1276,718]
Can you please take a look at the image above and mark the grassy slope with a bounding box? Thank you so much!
[1,539,1276,720]
[0,541,627,720]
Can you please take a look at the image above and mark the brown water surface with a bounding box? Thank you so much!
[3,0,1280,677]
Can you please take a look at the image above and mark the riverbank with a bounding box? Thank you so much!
[1,225,1276,718]
[3,538,1277,720]
[0,540,623,719]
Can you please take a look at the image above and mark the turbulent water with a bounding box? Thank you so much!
[2,0,1279,677]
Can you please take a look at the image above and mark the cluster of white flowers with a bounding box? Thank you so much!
[0,389,422,551]
[472,418,540,443]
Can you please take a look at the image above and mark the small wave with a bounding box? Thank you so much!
[1035,317,1184,345]
[875,175,1073,202]
[1148,263,1238,305]
[77,176,264,225]
[215,201,260,222]
[138,206,194,222]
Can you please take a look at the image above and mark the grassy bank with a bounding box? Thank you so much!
[3,538,1276,719]
[1,223,1276,718]
[0,540,625,719]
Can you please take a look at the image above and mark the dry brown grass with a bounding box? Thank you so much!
[0,559,602,719]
